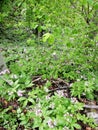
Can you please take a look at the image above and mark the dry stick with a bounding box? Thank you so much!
[48,86,98,109]
[51,78,69,87]
[84,104,98,109]
[48,86,68,93]
[57,78,69,85]
[32,77,42,83]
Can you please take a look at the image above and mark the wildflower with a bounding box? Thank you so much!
[85,81,89,86]
[64,112,69,117]
[0,69,10,75]
[64,112,73,123]
[8,91,14,96]
[23,48,27,53]
[76,70,80,74]
[63,126,69,130]
[47,119,57,128]
[17,90,25,97]
[52,52,58,60]
[44,87,49,92]
[71,97,78,103]
[46,95,50,100]
[81,75,83,79]
[11,74,18,79]
[35,108,42,116]
[52,52,56,56]
[49,103,55,109]
[92,78,95,81]
[77,79,80,82]
[69,83,73,87]
[57,90,64,97]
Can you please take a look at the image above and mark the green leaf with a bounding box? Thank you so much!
[23,100,28,107]
[73,123,81,129]
[94,3,98,9]
[33,118,42,128]
[43,33,51,42]
[87,0,93,4]
[18,97,26,101]
[20,120,27,125]
[28,98,35,104]
[42,33,55,44]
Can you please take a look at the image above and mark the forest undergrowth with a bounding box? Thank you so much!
[0,0,98,129]
[0,40,98,130]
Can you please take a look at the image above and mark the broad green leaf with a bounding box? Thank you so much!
[43,33,52,42]
[94,3,98,9]
[43,33,55,44]
[73,123,81,129]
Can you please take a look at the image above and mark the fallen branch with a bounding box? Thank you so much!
[48,86,68,93]
[84,104,98,109]
[32,77,42,83]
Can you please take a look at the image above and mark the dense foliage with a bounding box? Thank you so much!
[0,0,98,130]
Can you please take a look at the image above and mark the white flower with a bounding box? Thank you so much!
[23,48,27,53]
[52,52,56,56]
[77,79,80,82]
[44,87,49,92]
[57,90,64,97]
[0,69,10,75]
[63,126,69,130]
[11,74,18,79]
[46,95,50,100]
[47,119,57,128]
[71,97,78,103]
[8,91,14,95]
[81,75,83,78]
[85,81,89,86]
[35,108,42,116]
[64,112,69,117]
[76,70,80,74]
[70,83,73,87]
[17,90,25,97]
[49,103,55,109]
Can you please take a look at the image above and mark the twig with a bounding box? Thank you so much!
[84,104,98,109]
[51,78,69,86]
[48,86,68,93]
[32,77,42,83]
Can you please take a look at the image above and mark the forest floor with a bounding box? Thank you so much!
[0,41,98,130]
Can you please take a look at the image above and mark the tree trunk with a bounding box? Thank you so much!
[0,53,9,75]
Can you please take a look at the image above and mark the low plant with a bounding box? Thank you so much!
[0,43,97,129]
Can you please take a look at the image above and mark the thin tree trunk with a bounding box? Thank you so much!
[0,53,9,75]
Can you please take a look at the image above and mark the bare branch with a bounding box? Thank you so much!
[84,104,98,109]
